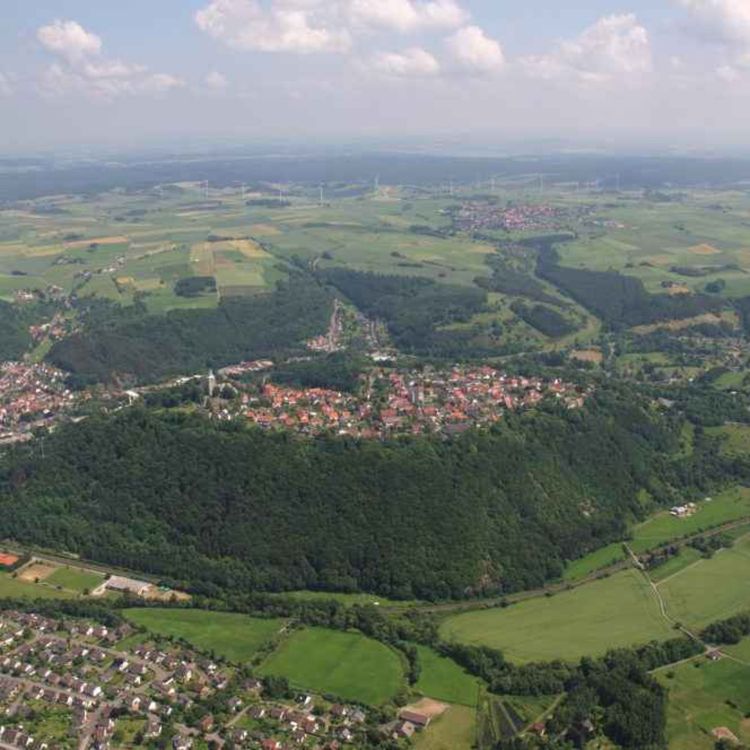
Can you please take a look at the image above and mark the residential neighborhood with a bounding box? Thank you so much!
[238,366,587,438]
[0,610,372,750]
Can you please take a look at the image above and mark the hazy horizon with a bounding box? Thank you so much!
[3,1,750,153]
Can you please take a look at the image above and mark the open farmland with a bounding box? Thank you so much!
[658,534,750,629]
[439,569,673,663]
[657,649,750,750]
[563,486,750,580]
[258,627,404,705]
[124,608,287,663]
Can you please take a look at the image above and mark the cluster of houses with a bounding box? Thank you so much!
[0,610,374,750]
[240,366,587,438]
[0,362,81,444]
[451,201,583,233]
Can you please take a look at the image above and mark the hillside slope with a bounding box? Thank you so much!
[0,390,699,600]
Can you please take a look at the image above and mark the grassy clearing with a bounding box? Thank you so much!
[259,627,403,705]
[563,487,750,581]
[708,423,750,457]
[563,543,625,581]
[414,646,482,707]
[0,572,73,599]
[274,590,420,608]
[629,487,750,554]
[648,546,703,583]
[45,566,104,593]
[414,705,476,750]
[659,534,750,629]
[657,652,750,750]
[124,608,286,662]
[440,569,673,664]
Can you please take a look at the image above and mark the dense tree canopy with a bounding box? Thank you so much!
[0,386,716,601]
[47,279,332,385]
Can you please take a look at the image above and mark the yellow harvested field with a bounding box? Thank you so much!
[404,698,450,719]
[190,243,214,275]
[667,285,691,295]
[571,349,603,363]
[250,223,281,236]
[631,313,731,335]
[17,562,58,583]
[228,239,271,259]
[689,243,721,255]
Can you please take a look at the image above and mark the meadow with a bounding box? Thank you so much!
[658,533,750,630]
[414,705,476,750]
[123,608,286,663]
[258,626,404,705]
[0,572,73,599]
[439,569,673,663]
[563,486,750,581]
[45,566,104,593]
[414,645,482,707]
[657,649,750,749]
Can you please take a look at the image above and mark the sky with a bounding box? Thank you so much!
[2,1,750,153]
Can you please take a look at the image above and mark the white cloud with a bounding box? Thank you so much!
[0,73,13,96]
[446,25,504,73]
[37,19,182,99]
[676,1,750,47]
[522,14,652,84]
[716,64,742,81]
[349,0,467,33]
[195,0,351,53]
[194,0,469,54]
[37,20,102,62]
[205,71,229,89]
[368,47,440,76]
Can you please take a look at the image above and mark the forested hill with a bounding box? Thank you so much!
[0,388,713,600]
[46,279,332,386]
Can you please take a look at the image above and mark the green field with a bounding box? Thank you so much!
[563,487,750,580]
[562,542,625,581]
[124,608,286,662]
[274,590,420,608]
[708,423,750,457]
[440,569,673,663]
[45,566,104,593]
[414,705,476,750]
[648,546,703,583]
[659,534,750,629]
[0,572,73,600]
[657,652,750,749]
[629,487,750,554]
[259,626,404,705]
[414,646,482,706]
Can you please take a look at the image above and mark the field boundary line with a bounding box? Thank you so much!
[653,557,705,586]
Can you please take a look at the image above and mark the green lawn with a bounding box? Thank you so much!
[124,608,286,662]
[0,573,73,600]
[657,652,750,749]
[414,705,476,750]
[708,423,750,457]
[658,534,750,629]
[259,626,404,705]
[439,569,673,664]
[414,646,482,706]
[45,566,104,593]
